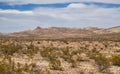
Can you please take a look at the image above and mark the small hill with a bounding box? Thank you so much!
[8,27,95,39]
[94,26,120,34]
[0,26,120,40]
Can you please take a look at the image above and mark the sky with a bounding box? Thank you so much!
[0,0,120,33]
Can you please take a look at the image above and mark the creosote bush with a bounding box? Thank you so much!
[40,47,62,60]
[61,47,72,62]
[0,42,23,55]
[0,39,120,74]
[111,55,120,66]
[0,55,23,74]
[0,55,42,74]
[71,60,78,68]
[87,48,99,59]
[94,53,110,72]
[0,61,11,74]
[40,68,51,74]
[19,44,39,58]
[49,59,63,71]
[87,50,111,72]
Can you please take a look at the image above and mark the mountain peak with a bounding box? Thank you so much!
[35,26,42,30]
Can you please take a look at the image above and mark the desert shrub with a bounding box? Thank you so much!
[49,51,62,61]
[79,70,85,74]
[0,56,16,74]
[71,60,78,68]
[0,61,11,74]
[111,55,120,66]
[16,63,40,74]
[40,47,62,60]
[94,53,110,72]
[39,68,51,74]
[23,63,29,72]
[105,71,113,74]
[40,47,54,58]
[88,50,110,72]
[62,47,70,55]
[61,47,72,62]
[20,44,39,58]
[26,44,36,50]
[62,40,68,44]
[71,50,81,55]
[0,43,23,55]
[70,55,79,68]
[49,59,63,70]
[87,48,101,60]
[28,63,40,74]
[37,41,41,44]
[15,62,23,73]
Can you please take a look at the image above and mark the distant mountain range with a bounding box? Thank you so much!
[0,26,120,40]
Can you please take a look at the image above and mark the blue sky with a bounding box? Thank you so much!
[0,0,120,33]
[0,2,120,10]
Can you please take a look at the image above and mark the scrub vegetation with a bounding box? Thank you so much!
[0,38,120,74]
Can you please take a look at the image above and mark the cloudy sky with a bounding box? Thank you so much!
[0,0,120,33]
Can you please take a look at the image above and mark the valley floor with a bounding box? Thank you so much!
[0,39,120,74]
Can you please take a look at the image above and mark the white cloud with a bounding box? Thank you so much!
[0,3,120,32]
[0,9,34,15]
[0,0,74,5]
[67,3,87,8]
[78,0,120,4]
[0,0,120,5]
